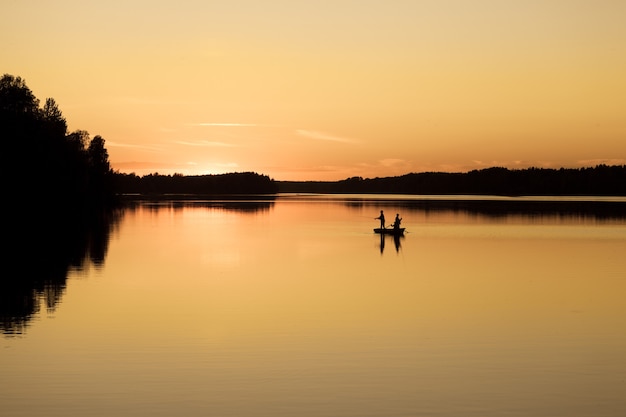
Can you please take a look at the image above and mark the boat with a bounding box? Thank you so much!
[374,227,405,235]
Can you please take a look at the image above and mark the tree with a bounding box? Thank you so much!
[65,129,90,152]
[0,74,39,116]
[41,98,67,138]
[86,135,114,203]
[1,75,40,166]
[1,74,116,206]
[87,135,110,174]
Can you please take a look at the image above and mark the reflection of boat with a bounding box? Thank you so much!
[374,227,405,235]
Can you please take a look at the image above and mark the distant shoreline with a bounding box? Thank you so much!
[117,192,626,202]
[275,166,626,196]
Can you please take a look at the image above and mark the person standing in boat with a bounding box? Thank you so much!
[375,210,385,229]
[392,213,402,230]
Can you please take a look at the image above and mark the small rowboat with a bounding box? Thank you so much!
[374,227,405,235]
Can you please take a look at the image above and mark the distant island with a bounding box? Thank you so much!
[276,165,626,196]
[114,171,278,196]
[113,165,626,197]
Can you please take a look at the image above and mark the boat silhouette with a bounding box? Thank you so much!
[374,227,405,235]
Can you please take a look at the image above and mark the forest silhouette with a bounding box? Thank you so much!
[115,165,626,197]
[114,171,278,195]
[1,74,115,209]
[278,165,626,196]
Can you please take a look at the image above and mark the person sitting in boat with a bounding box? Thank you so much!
[392,213,402,230]
[375,210,385,229]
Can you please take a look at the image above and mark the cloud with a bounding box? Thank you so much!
[113,97,197,106]
[296,130,358,144]
[111,161,188,171]
[173,140,238,147]
[577,158,626,166]
[106,141,165,152]
[111,160,240,176]
[190,123,259,127]
[208,162,239,168]
[470,160,529,169]
[379,158,409,168]
[185,161,240,168]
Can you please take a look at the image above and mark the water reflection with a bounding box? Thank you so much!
[378,233,403,254]
[339,196,626,223]
[2,196,626,417]
[123,198,275,213]
[1,208,122,335]
[3,195,624,335]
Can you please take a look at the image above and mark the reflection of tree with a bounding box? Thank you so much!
[1,208,122,336]
[347,199,626,222]
[122,198,275,214]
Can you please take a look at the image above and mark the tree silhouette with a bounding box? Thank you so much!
[0,74,115,208]
[41,97,67,138]
[87,135,113,203]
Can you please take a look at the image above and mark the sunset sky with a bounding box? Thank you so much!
[3,0,625,180]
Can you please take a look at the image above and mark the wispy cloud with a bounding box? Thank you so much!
[190,123,259,127]
[209,162,239,168]
[577,158,626,166]
[296,130,358,144]
[185,161,240,168]
[106,141,165,152]
[113,97,197,106]
[173,140,238,147]
[111,161,240,175]
[111,161,189,171]
[350,159,413,176]
[379,158,409,168]
[470,160,529,169]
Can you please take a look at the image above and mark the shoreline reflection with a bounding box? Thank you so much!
[123,199,275,213]
[343,199,626,224]
[1,208,122,335]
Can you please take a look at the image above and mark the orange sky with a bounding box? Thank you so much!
[3,0,625,180]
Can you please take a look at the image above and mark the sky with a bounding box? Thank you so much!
[3,0,626,180]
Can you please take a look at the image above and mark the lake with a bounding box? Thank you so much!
[2,194,626,417]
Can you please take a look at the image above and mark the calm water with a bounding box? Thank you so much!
[2,195,626,417]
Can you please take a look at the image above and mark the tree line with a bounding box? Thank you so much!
[116,165,626,197]
[1,74,114,210]
[278,165,626,196]
[114,171,278,195]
